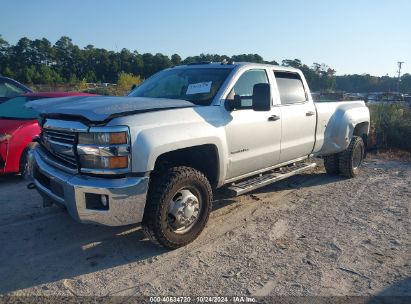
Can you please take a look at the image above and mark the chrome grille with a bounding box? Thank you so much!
[42,129,78,169]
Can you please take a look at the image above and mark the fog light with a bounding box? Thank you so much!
[85,193,109,210]
[101,195,108,207]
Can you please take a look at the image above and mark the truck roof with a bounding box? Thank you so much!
[173,62,301,73]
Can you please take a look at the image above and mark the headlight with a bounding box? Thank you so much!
[79,155,129,169]
[78,132,128,145]
[77,127,130,174]
[0,134,12,142]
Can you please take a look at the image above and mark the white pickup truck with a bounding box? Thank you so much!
[27,62,370,248]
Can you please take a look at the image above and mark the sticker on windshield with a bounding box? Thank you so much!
[186,81,212,95]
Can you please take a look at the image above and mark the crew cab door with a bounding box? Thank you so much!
[273,71,316,162]
[224,69,281,180]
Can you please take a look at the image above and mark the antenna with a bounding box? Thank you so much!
[397,61,404,92]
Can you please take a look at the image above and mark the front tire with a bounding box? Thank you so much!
[142,166,213,249]
[338,136,365,178]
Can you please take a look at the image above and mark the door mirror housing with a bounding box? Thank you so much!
[252,83,271,111]
[225,94,242,111]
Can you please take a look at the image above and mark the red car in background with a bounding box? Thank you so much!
[0,92,96,176]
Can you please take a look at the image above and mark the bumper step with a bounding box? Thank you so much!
[227,162,316,196]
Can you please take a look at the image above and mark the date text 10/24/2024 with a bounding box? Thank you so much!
[149,296,257,303]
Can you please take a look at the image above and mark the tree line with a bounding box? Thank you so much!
[0,35,410,93]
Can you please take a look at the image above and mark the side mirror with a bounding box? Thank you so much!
[225,94,242,111]
[252,83,271,111]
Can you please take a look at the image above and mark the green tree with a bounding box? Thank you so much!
[2,35,410,93]
[112,72,143,95]
[0,35,10,75]
[171,54,182,66]
[232,54,264,63]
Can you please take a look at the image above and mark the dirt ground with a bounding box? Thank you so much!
[0,156,410,297]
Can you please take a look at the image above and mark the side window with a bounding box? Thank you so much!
[274,71,307,105]
[229,69,268,108]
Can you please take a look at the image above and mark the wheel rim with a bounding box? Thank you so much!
[352,143,363,170]
[167,188,202,234]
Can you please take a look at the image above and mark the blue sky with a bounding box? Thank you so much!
[1,0,410,76]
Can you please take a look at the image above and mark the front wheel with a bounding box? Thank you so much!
[338,136,365,178]
[142,166,213,249]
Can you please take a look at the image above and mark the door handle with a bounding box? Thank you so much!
[306,111,315,116]
[268,115,280,121]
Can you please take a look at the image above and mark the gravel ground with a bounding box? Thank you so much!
[0,157,410,297]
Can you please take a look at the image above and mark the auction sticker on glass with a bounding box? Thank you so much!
[186,81,212,94]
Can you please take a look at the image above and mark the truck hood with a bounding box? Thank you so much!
[25,96,196,122]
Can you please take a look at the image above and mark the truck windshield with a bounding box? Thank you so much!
[128,68,233,105]
[0,96,41,120]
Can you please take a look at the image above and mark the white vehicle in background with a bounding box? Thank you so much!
[27,62,370,248]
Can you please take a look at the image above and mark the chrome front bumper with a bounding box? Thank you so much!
[31,147,149,226]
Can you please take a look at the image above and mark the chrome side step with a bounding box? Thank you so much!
[227,162,316,196]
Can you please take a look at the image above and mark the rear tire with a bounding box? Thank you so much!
[323,154,340,175]
[338,136,365,178]
[142,166,213,249]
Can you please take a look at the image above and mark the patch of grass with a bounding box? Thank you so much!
[369,149,411,162]
[368,103,411,152]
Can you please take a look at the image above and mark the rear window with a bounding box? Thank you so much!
[274,72,307,105]
[0,96,40,119]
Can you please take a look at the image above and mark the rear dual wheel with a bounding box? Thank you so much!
[324,136,365,178]
[338,136,365,178]
[323,154,340,175]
